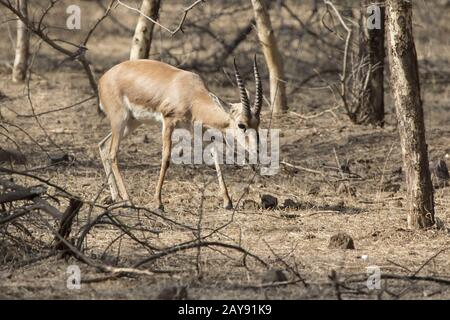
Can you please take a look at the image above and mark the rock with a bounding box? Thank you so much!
[328,232,355,249]
[261,269,287,284]
[157,285,188,300]
[282,198,300,210]
[260,194,278,210]
[0,149,26,164]
[49,153,71,165]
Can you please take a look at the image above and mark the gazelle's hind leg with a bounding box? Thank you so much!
[99,118,141,203]
[99,132,118,201]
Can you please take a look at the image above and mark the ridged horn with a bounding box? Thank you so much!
[233,58,251,120]
[252,55,262,117]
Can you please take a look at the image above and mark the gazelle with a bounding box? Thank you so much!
[97,58,262,210]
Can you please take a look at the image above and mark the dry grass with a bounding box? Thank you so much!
[0,0,449,299]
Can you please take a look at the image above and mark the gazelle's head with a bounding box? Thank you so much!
[219,57,263,161]
[228,56,263,133]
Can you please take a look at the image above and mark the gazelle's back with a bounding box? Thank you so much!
[98,60,209,122]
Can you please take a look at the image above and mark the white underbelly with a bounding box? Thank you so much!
[124,96,163,124]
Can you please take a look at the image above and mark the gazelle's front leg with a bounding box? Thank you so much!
[154,121,174,211]
[212,146,233,210]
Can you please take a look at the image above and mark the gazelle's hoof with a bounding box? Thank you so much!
[224,201,233,210]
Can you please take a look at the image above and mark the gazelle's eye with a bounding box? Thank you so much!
[238,123,247,131]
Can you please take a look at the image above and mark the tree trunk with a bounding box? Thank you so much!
[129,0,161,60]
[251,0,287,114]
[359,0,385,126]
[386,0,435,229]
[12,0,29,83]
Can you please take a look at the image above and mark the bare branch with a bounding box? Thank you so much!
[117,0,205,35]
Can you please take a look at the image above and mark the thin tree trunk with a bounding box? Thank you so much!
[386,0,435,229]
[251,0,287,114]
[130,0,161,60]
[359,0,385,126]
[12,0,29,83]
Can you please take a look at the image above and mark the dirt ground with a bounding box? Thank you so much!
[0,1,449,299]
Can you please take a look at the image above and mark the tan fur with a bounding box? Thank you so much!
[98,59,258,210]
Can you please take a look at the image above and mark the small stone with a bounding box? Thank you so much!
[157,285,188,300]
[328,232,355,249]
[261,269,288,284]
[282,198,300,210]
[49,153,71,165]
[260,194,278,210]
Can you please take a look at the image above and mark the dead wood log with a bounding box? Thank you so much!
[0,178,43,201]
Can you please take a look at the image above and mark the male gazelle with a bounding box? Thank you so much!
[98,58,262,210]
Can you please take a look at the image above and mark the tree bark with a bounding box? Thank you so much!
[359,0,385,126]
[12,0,29,82]
[251,0,287,114]
[129,0,161,60]
[386,0,435,229]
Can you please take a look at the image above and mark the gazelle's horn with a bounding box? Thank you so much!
[252,55,262,117]
[233,58,251,120]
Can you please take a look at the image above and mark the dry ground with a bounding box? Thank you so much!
[0,0,449,299]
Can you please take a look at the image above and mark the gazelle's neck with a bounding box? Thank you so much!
[191,92,232,131]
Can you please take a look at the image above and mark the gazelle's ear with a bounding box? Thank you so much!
[209,92,230,112]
